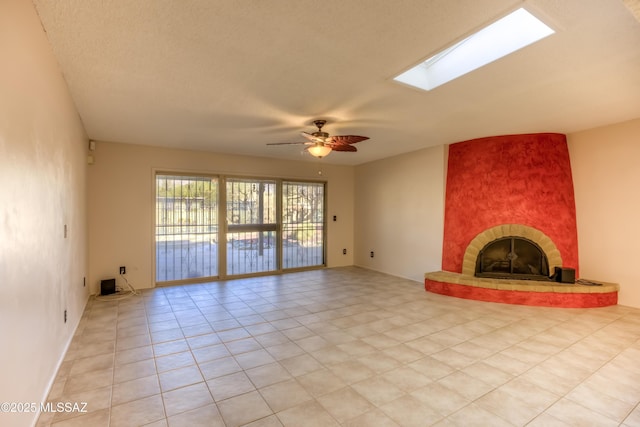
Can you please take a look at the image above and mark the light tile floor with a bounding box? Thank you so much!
[36,267,640,427]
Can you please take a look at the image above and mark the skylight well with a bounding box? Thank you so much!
[394,8,555,91]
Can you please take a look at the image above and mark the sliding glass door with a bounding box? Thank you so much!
[225,178,277,275]
[156,175,219,282]
[155,173,325,284]
[282,181,325,269]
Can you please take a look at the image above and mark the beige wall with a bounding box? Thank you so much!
[88,142,355,294]
[568,118,640,308]
[0,1,89,426]
[354,145,447,281]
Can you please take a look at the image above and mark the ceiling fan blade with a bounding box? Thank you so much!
[328,135,369,145]
[301,131,323,142]
[330,144,357,152]
[266,142,311,146]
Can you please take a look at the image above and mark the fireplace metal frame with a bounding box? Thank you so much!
[461,224,563,277]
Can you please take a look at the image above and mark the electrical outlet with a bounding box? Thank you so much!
[120,266,126,275]
[64,309,67,323]
[343,248,347,255]
[370,251,374,258]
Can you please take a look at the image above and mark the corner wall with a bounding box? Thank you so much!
[354,145,446,281]
[0,1,88,426]
[568,118,640,307]
[88,142,355,294]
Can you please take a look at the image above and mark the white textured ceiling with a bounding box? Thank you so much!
[33,0,640,165]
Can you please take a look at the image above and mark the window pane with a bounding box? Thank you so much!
[282,181,325,269]
[226,231,276,275]
[156,175,218,282]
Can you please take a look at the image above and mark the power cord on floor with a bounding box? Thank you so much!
[93,273,140,302]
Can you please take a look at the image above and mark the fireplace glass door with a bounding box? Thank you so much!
[476,236,549,280]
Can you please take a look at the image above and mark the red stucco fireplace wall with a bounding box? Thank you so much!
[442,133,579,276]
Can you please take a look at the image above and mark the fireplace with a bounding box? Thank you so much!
[475,236,550,280]
[425,133,620,307]
[426,224,619,308]
[441,133,579,277]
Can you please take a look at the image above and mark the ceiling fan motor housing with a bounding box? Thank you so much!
[313,131,329,139]
[312,120,329,140]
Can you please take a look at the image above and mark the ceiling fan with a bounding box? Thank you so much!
[267,120,369,158]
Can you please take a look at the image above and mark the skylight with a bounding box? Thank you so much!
[393,8,555,91]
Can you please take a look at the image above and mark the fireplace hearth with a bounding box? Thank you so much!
[476,236,550,280]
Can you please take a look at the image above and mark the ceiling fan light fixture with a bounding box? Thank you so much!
[308,144,332,158]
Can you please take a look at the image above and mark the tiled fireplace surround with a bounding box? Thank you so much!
[425,133,618,307]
